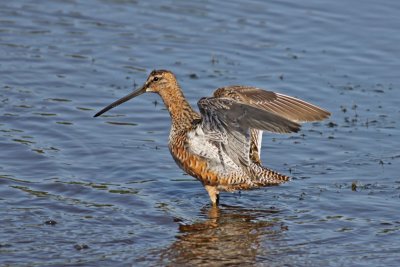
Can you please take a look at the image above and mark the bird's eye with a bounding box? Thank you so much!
[153,77,160,82]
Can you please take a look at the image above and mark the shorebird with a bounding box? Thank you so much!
[94,70,330,205]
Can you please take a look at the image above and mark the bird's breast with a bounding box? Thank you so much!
[167,127,242,187]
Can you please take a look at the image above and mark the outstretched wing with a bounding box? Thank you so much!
[213,86,331,163]
[213,86,331,122]
[197,97,300,167]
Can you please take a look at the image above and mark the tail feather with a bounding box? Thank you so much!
[216,164,290,192]
[250,163,290,186]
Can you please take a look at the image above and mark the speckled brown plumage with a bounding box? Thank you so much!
[94,70,330,205]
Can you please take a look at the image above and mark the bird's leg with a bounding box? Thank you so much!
[205,185,220,206]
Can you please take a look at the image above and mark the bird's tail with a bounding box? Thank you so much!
[249,163,290,186]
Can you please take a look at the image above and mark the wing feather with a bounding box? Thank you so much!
[213,86,330,122]
[197,97,300,167]
[213,86,330,164]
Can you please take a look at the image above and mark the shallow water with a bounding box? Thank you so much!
[1,0,399,266]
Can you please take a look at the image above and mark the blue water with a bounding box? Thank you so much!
[1,0,399,266]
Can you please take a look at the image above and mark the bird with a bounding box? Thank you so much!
[94,70,330,205]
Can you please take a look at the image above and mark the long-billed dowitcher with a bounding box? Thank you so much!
[94,70,330,205]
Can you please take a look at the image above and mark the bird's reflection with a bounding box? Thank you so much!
[157,204,288,266]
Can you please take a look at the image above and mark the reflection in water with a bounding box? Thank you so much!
[157,205,287,266]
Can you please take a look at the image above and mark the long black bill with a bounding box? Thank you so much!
[94,86,146,117]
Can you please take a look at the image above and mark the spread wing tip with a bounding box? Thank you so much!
[213,86,331,123]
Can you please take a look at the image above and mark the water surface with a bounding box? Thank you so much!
[1,0,399,266]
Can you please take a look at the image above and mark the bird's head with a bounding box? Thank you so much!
[94,69,177,117]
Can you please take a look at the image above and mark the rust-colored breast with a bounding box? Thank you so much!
[170,143,220,186]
